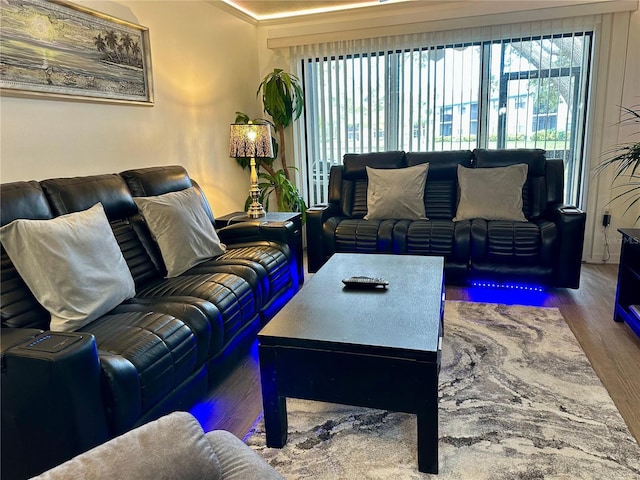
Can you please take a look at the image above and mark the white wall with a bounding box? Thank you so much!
[610,7,639,232]
[583,7,640,262]
[0,0,261,217]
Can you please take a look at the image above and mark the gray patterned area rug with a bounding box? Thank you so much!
[245,301,640,479]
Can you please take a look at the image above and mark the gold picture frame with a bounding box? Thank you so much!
[0,0,154,105]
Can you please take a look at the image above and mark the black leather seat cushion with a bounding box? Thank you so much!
[328,218,394,253]
[136,273,257,347]
[486,222,543,264]
[471,219,557,265]
[324,217,470,259]
[214,243,292,301]
[393,219,470,259]
[403,220,454,256]
[80,309,198,433]
[470,218,557,284]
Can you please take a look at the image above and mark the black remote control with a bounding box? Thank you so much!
[342,276,389,289]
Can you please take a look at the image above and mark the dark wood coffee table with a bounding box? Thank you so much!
[258,253,444,474]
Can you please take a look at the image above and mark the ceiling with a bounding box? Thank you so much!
[222,0,412,20]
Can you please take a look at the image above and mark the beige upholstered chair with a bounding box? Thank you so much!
[31,411,283,480]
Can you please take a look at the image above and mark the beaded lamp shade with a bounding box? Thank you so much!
[229,123,274,159]
[228,122,274,218]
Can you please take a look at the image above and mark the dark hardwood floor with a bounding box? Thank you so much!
[194,260,640,446]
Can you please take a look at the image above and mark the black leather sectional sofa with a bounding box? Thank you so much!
[307,149,586,289]
[0,166,299,479]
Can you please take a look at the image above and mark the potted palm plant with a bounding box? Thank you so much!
[257,68,304,182]
[596,105,640,223]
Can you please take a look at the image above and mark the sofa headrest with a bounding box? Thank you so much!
[343,151,406,180]
[473,148,546,177]
[0,181,53,227]
[120,166,193,197]
[41,175,138,221]
[121,166,217,223]
[406,151,474,180]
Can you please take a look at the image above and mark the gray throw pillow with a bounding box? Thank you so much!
[0,203,136,332]
[453,163,528,222]
[134,187,226,278]
[364,163,429,220]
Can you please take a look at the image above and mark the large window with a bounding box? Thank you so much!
[300,30,592,207]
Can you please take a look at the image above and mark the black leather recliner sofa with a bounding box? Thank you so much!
[307,149,586,289]
[0,166,299,479]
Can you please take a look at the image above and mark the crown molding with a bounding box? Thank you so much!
[263,0,638,48]
[207,0,258,25]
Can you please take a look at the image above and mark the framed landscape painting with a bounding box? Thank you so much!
[0,0,154,105]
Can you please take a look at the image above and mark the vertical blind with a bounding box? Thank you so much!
[292,16,599,207]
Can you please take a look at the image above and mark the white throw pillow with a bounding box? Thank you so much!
[454,163,528,222]
[134,187,226,278]
[0,203,136,332]
[364,163,429,220]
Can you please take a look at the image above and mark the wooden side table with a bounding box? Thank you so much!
[215,211,304,284]
[614,228,640,337]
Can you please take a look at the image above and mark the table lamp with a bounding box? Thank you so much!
[229,122,274,218]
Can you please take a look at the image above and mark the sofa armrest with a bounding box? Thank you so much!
[31,412,223,480]
[206,430,285,479]
[97,352,142,436]
[1,330,109,479]
[307,203,342,273]
[259,220,297,246]
[550,204,586,288]
[217,220,295,248]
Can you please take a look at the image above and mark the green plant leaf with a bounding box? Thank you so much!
[257,68,304,129]
[594,104,640,223]
[234,111,250,124]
